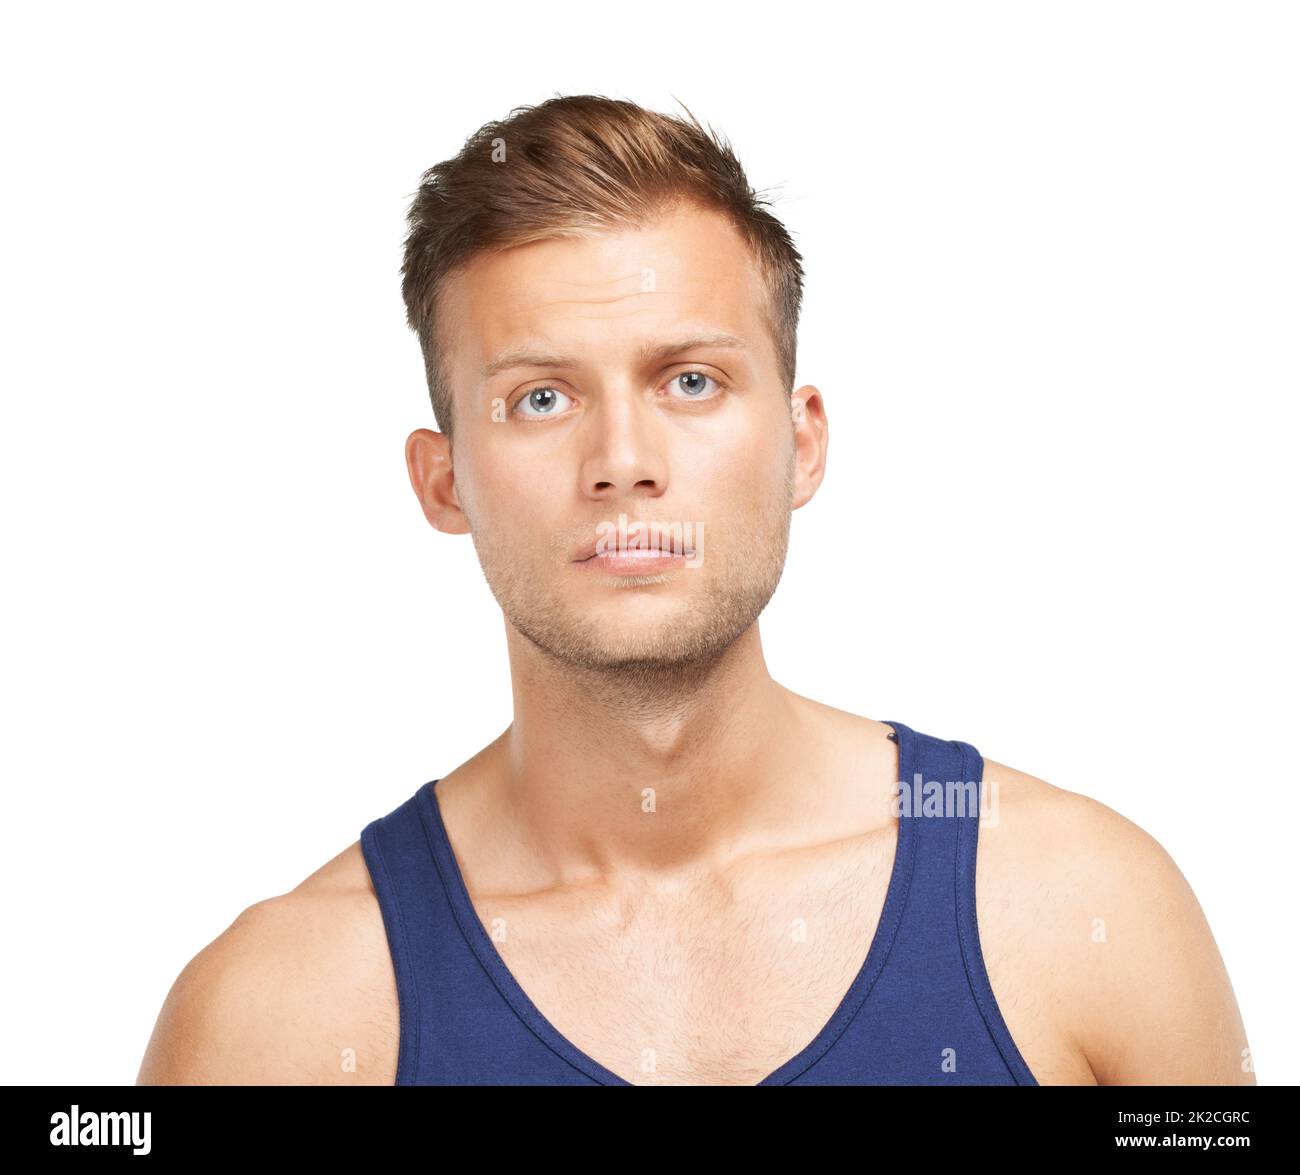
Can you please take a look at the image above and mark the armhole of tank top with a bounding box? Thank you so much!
[360,821,421,1085]
[953,742,1041,1087]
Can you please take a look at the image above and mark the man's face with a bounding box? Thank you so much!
[432,201,802,674]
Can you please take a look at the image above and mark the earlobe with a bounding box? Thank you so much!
[405,428,470,535]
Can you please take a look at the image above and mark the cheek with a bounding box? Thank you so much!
[458,437,549,524]
[463,445,582,570]
[703,411,791,497]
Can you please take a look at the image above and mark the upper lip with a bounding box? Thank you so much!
[570,529,697,562]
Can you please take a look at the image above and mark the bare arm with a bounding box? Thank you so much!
[137,889,399,1085]
[1062,799,1256,1085]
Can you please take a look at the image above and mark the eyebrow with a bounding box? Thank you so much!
[480,332,749,379]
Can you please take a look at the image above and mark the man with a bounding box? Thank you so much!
[137,95,1254,1086]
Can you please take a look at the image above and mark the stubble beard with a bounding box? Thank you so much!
[460,445,796,708]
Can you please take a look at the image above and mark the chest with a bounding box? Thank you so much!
[479,831,898,1086]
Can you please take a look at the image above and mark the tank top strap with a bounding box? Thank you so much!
[881,719,969,956]
[360,782,608,1085]
[881,719,1037,1085]
[360,786,447,1084]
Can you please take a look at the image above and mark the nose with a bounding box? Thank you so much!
[577,395,669,501]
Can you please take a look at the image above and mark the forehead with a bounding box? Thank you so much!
[437,203,774,391]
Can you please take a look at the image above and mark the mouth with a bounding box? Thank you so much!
[570,535,697,563]
[572,535,702,579]
[572,545,697,574]
[572,546,696,563]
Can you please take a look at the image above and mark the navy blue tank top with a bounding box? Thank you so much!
[359,719,1039,1085]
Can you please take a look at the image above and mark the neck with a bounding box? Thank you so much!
[486,621,819,884]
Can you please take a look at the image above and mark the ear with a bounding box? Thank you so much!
[790,384,828,509]
[405,429,471,534]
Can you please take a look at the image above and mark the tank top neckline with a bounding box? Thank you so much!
[417,719,920,1086]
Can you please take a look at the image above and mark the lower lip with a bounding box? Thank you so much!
[574,550,692,574]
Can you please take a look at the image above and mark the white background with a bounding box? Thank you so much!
[2,1,1294,1085]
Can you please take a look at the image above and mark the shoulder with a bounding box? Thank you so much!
[975,754,1255,1085]
[136,842,399,1085]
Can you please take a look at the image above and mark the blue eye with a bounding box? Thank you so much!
[514,386,573,418]
[511,371,724,418]
[670,371,721,399]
